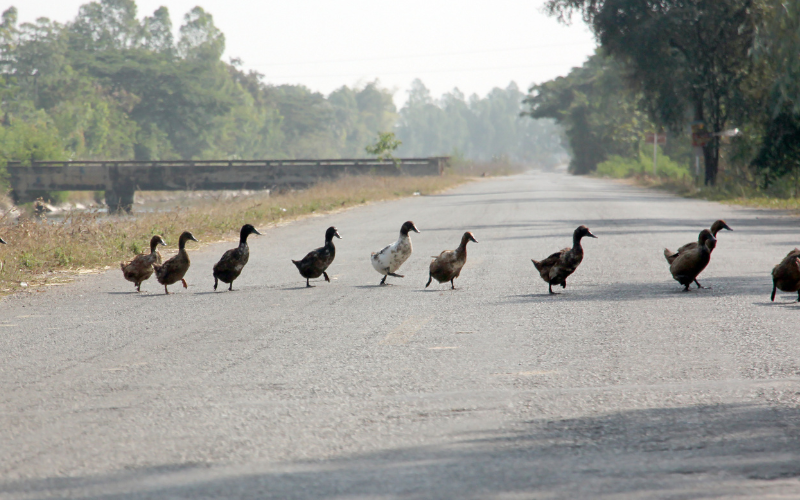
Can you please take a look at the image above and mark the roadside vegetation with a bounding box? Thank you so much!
[526,0,800,209]
[0,175,466,293]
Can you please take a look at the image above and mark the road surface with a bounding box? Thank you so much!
[2,171,800,499]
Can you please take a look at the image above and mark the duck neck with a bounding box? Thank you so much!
[572,233,584,253]
[456,236,470,257]
[325,234,336,249]
[239,232,250,248]
[150,241,159,254]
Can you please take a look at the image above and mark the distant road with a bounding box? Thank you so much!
[2,171,799,499]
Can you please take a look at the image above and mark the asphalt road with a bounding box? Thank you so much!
[2,171,800,499]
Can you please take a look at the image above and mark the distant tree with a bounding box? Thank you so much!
[365,131,402,161]
[546,0,765,185]
[523,52,651,174]
[141,6,173,54]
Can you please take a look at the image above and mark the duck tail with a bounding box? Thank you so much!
[120,261,126,271]
[531,259,543,272]
[291,259,301,269]
[664,248,678,264]
[771,283,777,302]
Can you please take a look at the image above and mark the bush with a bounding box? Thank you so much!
[596,147,691,180]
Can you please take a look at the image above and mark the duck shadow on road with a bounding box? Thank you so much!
[502,275,772,304]
[5,402,800,499]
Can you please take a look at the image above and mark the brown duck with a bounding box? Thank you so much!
[152,231,199,294]
[213,224,262,291]
[669,220,732,259]
[666,229,716,291]
[771,248,800,302]
[292,226,341,287]
[120,235,167,292]
[426,231,478,289]
[532,225,597,294]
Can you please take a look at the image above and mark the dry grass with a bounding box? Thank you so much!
[0,174,467,293]
[610,175,800,215]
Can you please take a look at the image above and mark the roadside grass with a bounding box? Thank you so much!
[594,151,800,213]
[0,174,466,293]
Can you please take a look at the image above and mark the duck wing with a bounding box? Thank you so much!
[295,246,333,277]
[154,252,189,284]
[669,246,710,284]
[121,253,155,282]
[549,248,581,283]
[532,250,563,282]
[214,247,246,275]
[676,241,698,254]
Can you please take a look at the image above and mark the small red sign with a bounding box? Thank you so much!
[645,133,667,145]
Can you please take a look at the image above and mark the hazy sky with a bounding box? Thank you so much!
[9,0,597,105]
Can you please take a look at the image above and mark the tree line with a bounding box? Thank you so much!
[525,0,800,189]
[0,0,564,176]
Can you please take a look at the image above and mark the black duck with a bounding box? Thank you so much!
[213,224,262,291]
[532,225,597,294]
[292,226,341,287]
[153,231,199,294]
[771,248,800,302]
[426,231,478,289]
[666,229,716,291]
[120,235,167,292]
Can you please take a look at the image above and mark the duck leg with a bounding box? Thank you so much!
[228,281,233,291]
[379,275,387,286]
[548,283,559,295]
[164,285,170,295]
[214,277,218,291]
[450,279,456,290]
[136,282,141,292]
[323,272,330,283]
[797,290,800,302]
[306,278,313,288]
[388,272,404,278]
[771,284,777,302]
[181,278,188,289]
[425,274,432,288]
[694,279,705,289]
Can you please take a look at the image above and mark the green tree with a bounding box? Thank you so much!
[524,52,652,174]
[546,0,765,185]
[365,131,402,161]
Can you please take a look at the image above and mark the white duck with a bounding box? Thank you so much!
[371,221,420,285]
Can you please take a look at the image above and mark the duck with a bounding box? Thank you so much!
[152,231,199,294]
[666,229,716,291]
[371,221,420,285]
[120,235,167,292]
[668,219,732,258]
[213,224,262,291]
[532,225,597,294]
[426,231,478,289]
[292,226,341,287]
[771,248,800,302]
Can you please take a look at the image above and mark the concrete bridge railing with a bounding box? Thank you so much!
[6,157,449,211]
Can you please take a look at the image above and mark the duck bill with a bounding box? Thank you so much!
[0,237,6,244]
[587,231,598,238]
[412,225,420,233]
[253,229,263,236]
[191,236,200,242]
[335,231,342,239]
